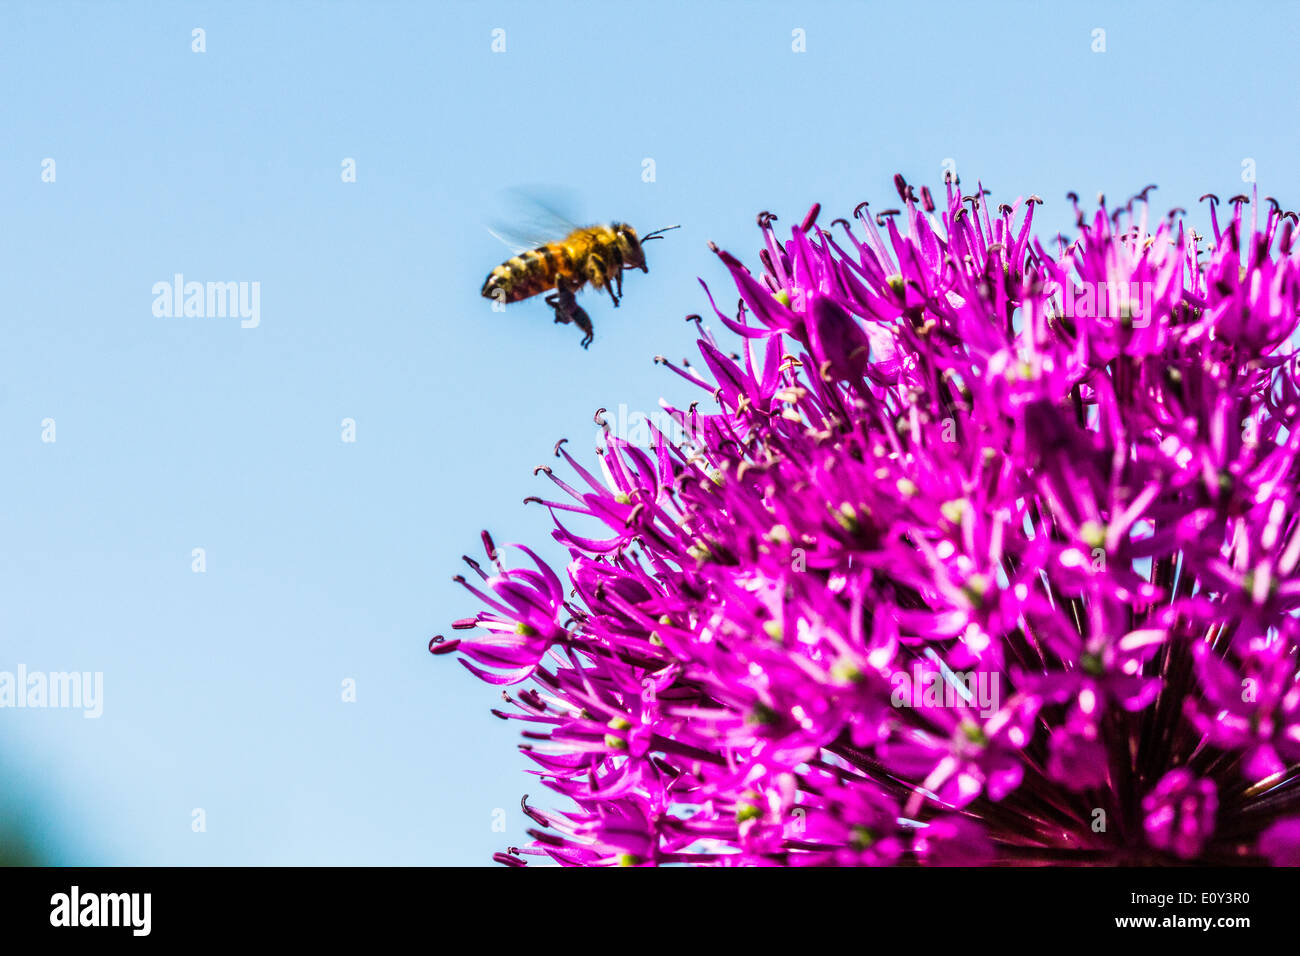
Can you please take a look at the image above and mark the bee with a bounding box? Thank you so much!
[481,222,680,348]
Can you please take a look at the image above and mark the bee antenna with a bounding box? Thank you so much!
[640,225,682,242]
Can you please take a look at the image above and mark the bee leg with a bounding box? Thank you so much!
[587,255,619,309]
[572,306,594,348]
[546,295,577,328]
[545,290,569,323]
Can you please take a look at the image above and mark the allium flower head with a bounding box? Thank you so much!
[436,176,1300,865]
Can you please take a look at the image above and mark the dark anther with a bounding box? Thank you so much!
[532,464,552,476]
[1228,194,1250,205]
[553,438,568,457]
[953,207,968,222]
[428,636,460,655]
[800,203,821,231]
[893,173,908,201]
[1066,191,1080,203]
[1137,184,1158,200]
[707,240,720,253]
[521,795,550,828]
[654,355,667,364]
[685,314,702,326]
[1027,194,1044,205]
[875,209,901,226]
[1265,196,1282,213]
[594,407,608,426]
[481,530,498,560]
[830,217,851,230]
[1199,193,1219,205]
[854,200,871,219]
[998,203,1013,216]
[1167,207,1186,219]
[756,211,778,228]
[920,186,936,213]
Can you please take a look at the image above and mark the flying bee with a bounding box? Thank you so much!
[481,221,680,348]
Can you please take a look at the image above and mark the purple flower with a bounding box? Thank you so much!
[441,178,1300,865]
[1183,632,1300,780]
[1142,770,1218,860]
[913,815,996,866]
[1258,817,1300,866]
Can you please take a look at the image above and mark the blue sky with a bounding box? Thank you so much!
[1,1,1297,864]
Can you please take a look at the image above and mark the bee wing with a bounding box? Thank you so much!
[484,224,544,255]
[485,186,587,252]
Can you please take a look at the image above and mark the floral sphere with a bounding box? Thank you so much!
[435,177,1300,866]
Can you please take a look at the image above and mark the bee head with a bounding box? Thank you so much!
[613,223,648,272]
[615,223,680,274]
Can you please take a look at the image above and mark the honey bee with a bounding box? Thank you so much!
[481,222,679,348]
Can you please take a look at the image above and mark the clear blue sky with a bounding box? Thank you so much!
[1,1,1297,865]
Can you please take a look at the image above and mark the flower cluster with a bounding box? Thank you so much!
[435,176,1300,865]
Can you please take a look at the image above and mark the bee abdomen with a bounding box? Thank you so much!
[482,248,561,303]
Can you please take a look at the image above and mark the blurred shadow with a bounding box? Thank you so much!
[0,821,41,866]
[0,748,51,866]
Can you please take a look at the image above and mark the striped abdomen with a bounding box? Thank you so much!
[482,240,579,303]
[481,227,618,303]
